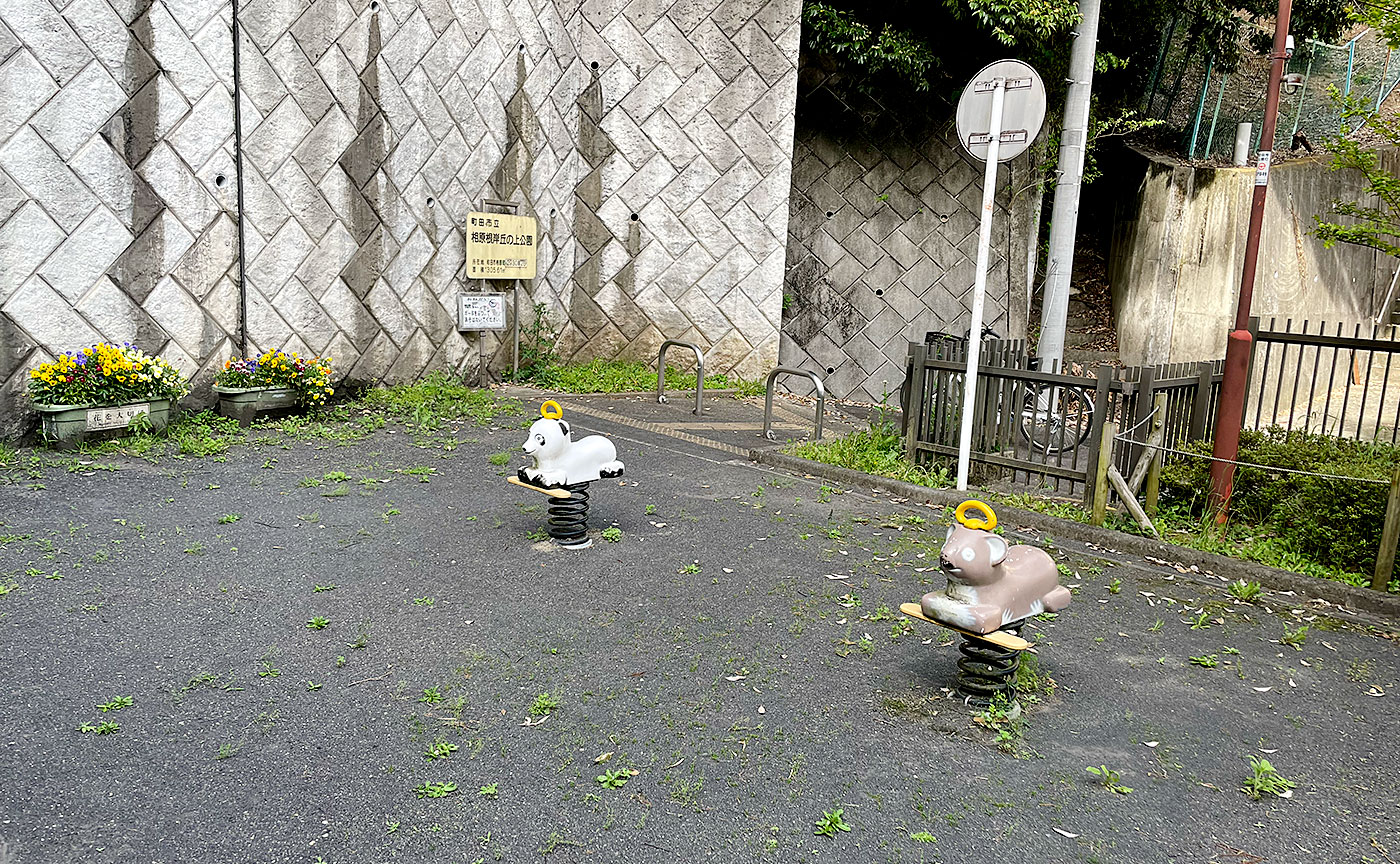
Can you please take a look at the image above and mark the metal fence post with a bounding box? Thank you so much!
[1187,361,1214,441]
[1372,464,1400,591]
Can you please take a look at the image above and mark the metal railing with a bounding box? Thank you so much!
[656,340,704,415]
[1247,317,1400,441]
[763,367,825,441]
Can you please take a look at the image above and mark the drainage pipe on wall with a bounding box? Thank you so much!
[231,0,249,356]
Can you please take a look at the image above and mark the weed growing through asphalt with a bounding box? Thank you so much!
[973,699,1023,752]
[910,830,937,843]
[216,741,242,759]
[1189,653,1219,668]
[1242,756,1296,799]
[298,477,322,488]
[1086,765,1133,794]
[420,687,444,704]
[1148,618,1164,632]
[78,721,120,735]
[601,526,622,542]
[257,647,281,678]
[1228,579,1263,601]
[1107,578,1122,594]
[424,739,458,760]
[529,692,560,716]
[184,541,205,556]
[525,527,548,541]
[813,808,851,837]
[306,680,322,691]
[678,562,702,574]
[596,768,632,788]
[313,583,337,593]
[488,452,511,466]
[479,782,499,797]
[645,504,656,515]
[385,820,400,834]
[415,781,458,799]
[347,622,371,650]
[97,696,132,712]
[414,597,434,607]
[1188,611,1211,630]
[324,471,348,482]
[1281,624,1309,649]
[218,513,241,524]
[307,616,330,630]
[335,655,346,668]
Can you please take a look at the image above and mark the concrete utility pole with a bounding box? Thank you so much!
[1035,0,1101,373]
[1209,0,1293,514]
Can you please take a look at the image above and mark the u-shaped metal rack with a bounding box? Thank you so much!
[657,340,704,415]
[763,367,826,441]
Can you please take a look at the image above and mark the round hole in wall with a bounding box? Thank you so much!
[875,288,883,297]
[549,208,556,216]
[590,60,599,69]
[369,0,379,9]
[825,211,833,218]
[629,213,638,221]
[519,44,525,51]
[427,196,435,207]
[214,173,226,188]
[826,367,835,375]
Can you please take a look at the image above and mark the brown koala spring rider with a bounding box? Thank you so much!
[918,500,1071,635]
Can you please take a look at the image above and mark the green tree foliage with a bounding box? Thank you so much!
[1315,93,1400,259]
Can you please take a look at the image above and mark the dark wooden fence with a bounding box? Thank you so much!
[902,342,1226,505]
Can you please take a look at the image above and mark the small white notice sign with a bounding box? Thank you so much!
[457,293,507,331]
[86,403,149,431]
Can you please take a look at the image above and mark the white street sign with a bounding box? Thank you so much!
[951,60,1047,491]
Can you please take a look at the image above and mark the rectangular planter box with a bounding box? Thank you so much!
[34,399,171,448]
[213,385,300,427]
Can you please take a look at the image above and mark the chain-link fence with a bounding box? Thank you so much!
[1144,19,1400,162]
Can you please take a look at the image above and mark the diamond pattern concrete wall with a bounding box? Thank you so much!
[780,56,1035,403]
[0,0,800,436]
[0,0,240,437]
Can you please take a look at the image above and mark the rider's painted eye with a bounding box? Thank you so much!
[535,435,545,445]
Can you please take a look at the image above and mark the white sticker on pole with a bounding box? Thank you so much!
[1254,150,1272,186]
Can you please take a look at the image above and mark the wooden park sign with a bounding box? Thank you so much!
[465,212,538,280]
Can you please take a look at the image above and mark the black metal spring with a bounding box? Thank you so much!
[547,482,591,547]
[955,626,1023,707]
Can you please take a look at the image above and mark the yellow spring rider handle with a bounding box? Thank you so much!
[954,500,997,532]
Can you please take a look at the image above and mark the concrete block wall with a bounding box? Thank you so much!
[0,0,801,436]
[780,56,1036,403]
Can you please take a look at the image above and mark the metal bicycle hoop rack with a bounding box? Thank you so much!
[657,340,705,415]
[763,367,826,441]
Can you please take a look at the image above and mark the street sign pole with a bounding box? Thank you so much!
[957,79,1005,491]
[952,60,1046,492]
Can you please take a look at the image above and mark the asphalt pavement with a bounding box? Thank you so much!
[0,401,1396,864]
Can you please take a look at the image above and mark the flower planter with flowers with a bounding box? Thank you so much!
[213,351,334,426]
[28,343,189,447]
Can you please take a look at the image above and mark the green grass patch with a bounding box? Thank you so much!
[520,358,763,397]
[788,423,951,489]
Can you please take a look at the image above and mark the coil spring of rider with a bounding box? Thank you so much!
[955,624,1023,708]
[547,482,591,548]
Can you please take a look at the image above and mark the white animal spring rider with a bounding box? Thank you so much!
[507,400,624,549]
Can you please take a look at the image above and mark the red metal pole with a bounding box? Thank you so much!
[1207,0,1293,517]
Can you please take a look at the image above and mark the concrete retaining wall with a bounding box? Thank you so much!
[0,0,802,436]
[1109,148,1395,367]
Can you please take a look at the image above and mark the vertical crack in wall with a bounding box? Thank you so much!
[567,64,615,351]
[102,0,167,323]
[337,9,387,371]
[483,47,540,371]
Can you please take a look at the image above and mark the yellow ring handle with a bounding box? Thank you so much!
[954,500,997,532]
[540,400,563,420]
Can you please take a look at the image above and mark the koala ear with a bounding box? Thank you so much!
[984,535,1008,566]
[945,524,955,542]
[557,420,570,436]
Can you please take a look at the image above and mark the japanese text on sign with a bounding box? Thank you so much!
[457,293,507,331]
[466,212,538,280]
